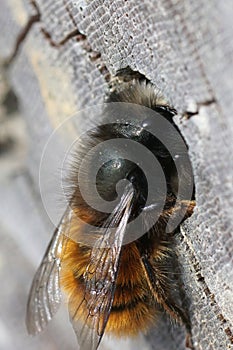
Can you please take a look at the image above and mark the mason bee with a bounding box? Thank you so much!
[26,81,195,350]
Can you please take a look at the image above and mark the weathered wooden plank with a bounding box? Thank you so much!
[0,0,232,349]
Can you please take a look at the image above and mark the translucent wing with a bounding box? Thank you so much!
[26,208,72,334]
[69,186,134,350]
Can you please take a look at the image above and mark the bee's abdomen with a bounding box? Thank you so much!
[60,239,156,337]
[106,243,156,336]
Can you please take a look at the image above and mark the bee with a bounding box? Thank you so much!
[26,81,195,350]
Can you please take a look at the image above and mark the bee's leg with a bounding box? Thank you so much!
[165,200,196,238]
[139,250,194,349]
[179,200,196,224]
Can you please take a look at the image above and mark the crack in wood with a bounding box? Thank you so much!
[41,25,111,83]
[4,0,40,66]
[41,27,84,48]
[181,237,233,345]
[61,0,110,81]
[4,0,111,84]
[183,98,216,119]
[224,327,233,344]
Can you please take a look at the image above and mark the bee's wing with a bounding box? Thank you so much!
[69,186,134,350]
[26,208,72,334]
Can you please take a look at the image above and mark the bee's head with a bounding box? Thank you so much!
[64,82,194,235]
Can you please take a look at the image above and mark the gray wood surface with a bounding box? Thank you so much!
[0,0,232,349]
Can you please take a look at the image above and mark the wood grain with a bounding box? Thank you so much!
[0,0,232,349]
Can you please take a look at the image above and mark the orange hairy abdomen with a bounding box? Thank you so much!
[60,238,157,337]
